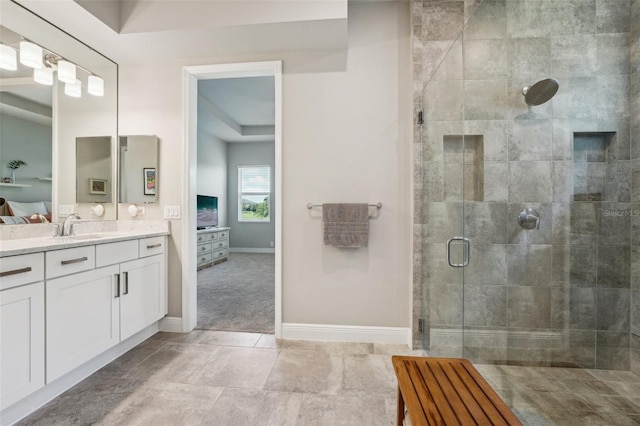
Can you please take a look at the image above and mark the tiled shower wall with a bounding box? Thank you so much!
[413,0,636,370]
[630,0,640,375]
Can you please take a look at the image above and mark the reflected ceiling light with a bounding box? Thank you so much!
[64,79,82,98]
[19,41,43,68]
[34,66,54,85]
[57,60,76,84]
[87,75,104,96]
[0,44,17,70]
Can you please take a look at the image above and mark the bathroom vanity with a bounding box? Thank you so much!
[0,222,169,423]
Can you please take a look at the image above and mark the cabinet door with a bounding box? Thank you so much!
[120,255,166,341]
[0,282,45,410]
[46,265,120,382]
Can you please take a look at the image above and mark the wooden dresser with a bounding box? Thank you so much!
[196,227,230,270]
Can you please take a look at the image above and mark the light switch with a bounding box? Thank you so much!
[163,205,181,219]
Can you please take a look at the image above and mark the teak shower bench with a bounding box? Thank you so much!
[391,356,523,426]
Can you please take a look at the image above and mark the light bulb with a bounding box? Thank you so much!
[128,204,138,217]
[64,79,82,98]
[57,60,76,84]
[0,44,17,70]
[19,41,43,68]
[88,75,104,96]
[34,67,54,85]
[91,204,105,217]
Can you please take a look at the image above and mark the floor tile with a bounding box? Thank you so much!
[198,330,263,347]
[296,394,393,426]
[264,349,344,394]
[201,388,302,426]
[196,346,279,389]
[255,333,279,348]
[342,354,397,398]
[277,339,374,355]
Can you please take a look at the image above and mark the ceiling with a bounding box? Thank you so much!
[198,77,275,143]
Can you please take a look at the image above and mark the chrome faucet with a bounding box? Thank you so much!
[61,213,81,236]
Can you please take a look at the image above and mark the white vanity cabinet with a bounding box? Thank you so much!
[0,253,45,410]
[46,263,120,382]
[45,237,167,382]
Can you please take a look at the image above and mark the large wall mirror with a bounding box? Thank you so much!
[0,1,118,222]
[119,135,159,204]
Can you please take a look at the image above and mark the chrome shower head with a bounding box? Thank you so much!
[522,78,559,106]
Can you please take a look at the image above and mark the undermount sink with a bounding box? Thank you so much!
[56,234,105,240]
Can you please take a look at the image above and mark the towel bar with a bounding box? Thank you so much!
[307,202,382,210]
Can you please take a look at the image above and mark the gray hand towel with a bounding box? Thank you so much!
[322,203,369,248]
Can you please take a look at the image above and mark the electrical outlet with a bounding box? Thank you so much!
[58,204,74,217]
[269,241,274,248]
[138,206,146,215]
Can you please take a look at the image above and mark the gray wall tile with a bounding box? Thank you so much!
[464,285,508,327]
[551,35,597,77]
[424,1,465,41]
[597,245,631,288]
[597,34,631,76]
[597,0,631,33]
[464,80,508,120]
[507,244,553,287]
[464,39,508,79]
[465,243,508,285]
[597,288,631,331]
[507,286,551,328]
[508,161,553,202]
[507,38,551,80]
[463,0,506,40]
[508,118,553,161]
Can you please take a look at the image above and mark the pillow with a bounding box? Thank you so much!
[43,201,52,214]
[0,216,30,225]
[7,201,48,217]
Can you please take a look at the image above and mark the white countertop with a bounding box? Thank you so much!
[0,220,170,258]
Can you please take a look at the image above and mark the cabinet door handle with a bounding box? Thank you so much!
[0,266,32,278]
[115,274,120,298]
[147,243,162,249]
[123,271,129,295]
[61,256,88,265]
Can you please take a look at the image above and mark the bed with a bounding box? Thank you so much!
[0,198,52,224]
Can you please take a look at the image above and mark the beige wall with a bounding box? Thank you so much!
[119,2,413,327]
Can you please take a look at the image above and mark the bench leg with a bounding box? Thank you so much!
[396,386,405,426]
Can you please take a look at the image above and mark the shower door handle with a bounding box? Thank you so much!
[447,237,470,268]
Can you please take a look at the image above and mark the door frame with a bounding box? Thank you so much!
[181,61,283,336]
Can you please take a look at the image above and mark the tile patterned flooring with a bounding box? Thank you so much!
[16,330,640,425]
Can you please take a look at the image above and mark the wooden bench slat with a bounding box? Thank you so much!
[410,361,460,425]
[392,356,523,426]
[393,358,430,426]
[439,361,492,424]
[459,360,522,425]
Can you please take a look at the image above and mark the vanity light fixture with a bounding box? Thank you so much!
[57,60,76,84]
[0,44,17,70]
[34,66,54,85]
[64,78,82,98]
[87,75,104,96]
[19,41,43,68]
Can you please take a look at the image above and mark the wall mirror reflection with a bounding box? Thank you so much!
[0,1,118,223]
[119,135,159,204]
[76,136,112,203]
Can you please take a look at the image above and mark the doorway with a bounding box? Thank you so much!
[182,61,283,337]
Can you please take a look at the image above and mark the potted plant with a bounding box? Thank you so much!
[7,160,27,184]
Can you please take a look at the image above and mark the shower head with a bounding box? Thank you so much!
[522,78,559,106]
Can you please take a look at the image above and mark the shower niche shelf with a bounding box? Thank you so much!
[443,134,484,202]
[572,132,617,202]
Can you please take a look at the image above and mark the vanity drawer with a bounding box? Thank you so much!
[196,233,210,243]
[0,253,45,291]
[96,240,138,267]
[218,230,229,239]
[139,236,165,258]
[46,246,96,279]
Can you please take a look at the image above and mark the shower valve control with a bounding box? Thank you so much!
[518,208,540,230]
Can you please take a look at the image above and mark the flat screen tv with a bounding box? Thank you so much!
[197,195,219,229]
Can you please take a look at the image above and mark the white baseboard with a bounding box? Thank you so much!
[281,323,411,345]
[1,324,158,426]
[159,316,183,333]
[229,247,275,254]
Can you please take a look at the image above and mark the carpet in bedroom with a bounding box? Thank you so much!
[196,253,275,333]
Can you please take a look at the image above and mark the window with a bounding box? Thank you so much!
[238,166,270,222]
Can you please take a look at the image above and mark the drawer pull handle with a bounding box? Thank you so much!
[123,271,129,295]
[61,256,88,265]
[201,257,206,262]
[147,243,162,249]
[115,274,120,298]
[0,266,32,278]
[218,243,224,247]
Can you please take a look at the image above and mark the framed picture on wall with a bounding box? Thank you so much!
[143,168,156,195]
[89,178,107,195]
